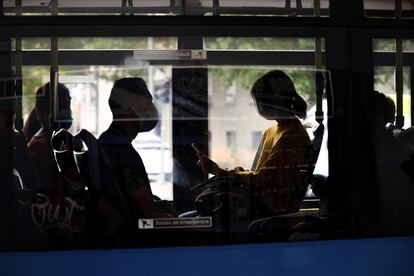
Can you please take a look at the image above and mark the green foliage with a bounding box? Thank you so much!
[210,67,316,108]
[204,37,315,51]
[22,66,49,117]
[21,37,408,118]
[206,37,319,107]
[21,37,177,50]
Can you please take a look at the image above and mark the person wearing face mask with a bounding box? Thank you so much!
[99,78,177,220]
[195,70,311,222]
[27,82,73,190]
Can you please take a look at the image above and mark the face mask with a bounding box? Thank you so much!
[56,109,73,130]
[137,107,159,132]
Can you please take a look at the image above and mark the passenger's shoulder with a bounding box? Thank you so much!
[263,125,277,136]
[281,124,311,142]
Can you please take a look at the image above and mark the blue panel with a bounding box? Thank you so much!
[1,237,414,276]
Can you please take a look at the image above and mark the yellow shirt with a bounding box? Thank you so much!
[235,119,311,214]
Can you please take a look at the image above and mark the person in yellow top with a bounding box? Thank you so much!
[197,70,311,219]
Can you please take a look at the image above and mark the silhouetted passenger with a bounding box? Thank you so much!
[36,129,123,248]
[196,70,311,220]
[371,91,414,235]
[99,78,177,219]
[22,107,41,142]
[27,82,72,190]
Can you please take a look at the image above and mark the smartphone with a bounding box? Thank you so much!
[191,143,203,156]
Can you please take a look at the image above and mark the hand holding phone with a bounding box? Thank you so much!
[191,143,203,156]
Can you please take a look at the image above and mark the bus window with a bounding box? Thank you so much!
[3,34,331,250]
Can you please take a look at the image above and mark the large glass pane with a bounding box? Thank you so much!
[370,37,414,238]
[17,37,177,50]
[48,66,173,199]
[205,37,317,51]
[6,35,334,251]
[3,0,173,16]
[208,66,329,179]
[201,0,330,17]
[374,66,411,128]
[373,39,414,53]
[59,37,177,50]
[4,0,329,17]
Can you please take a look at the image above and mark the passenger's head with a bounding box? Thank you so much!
[372,90,395,130]
[35,82,72,130]
[22,107,41,142]
[108,77,159,134]
[251,70,307,120]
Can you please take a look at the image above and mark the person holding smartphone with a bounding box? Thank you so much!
[195,70,311,221]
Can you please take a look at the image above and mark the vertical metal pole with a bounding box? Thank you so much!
[121,0,127,15]
[170,0,184,15]
[128,0,134,15]
[0,39,15,250]
[50,0,58,129]
[0,0,4,17]
[14,0,23,130]
[314,0,323,123]
[395,0,404,128]
[170,0,176,10]
[181,0,186,15]
[50,0,58,15]
[396,0,403,18]
[173,36,207,211]
[285,0,291,9]
[411,67,414,127]
[213,0,220,16]
[325,0,368,238]
[314,0,321,17]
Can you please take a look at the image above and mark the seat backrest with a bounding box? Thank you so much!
[13,131,42,192]
[73,129,132,224]
[307,123,325,176]
[293,123,325,201]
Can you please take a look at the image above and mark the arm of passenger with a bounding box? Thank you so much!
[228,134,310,190]
[128,186,175,218]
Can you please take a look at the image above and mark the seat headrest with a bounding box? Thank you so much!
[51,129,75,173]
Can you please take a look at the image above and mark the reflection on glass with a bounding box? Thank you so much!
[4,0,329,17]
[208,66,327,174]
[3,0,174,16]
[59,37,177,50]
[373,39,396,52]
[404,39,414,52]
[18,37,176,50]
[373,39,414,53]
[374,66,411,128]
[22,65,174,200]
[205,37,317,51]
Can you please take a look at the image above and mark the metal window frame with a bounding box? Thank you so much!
[1,0,414,240]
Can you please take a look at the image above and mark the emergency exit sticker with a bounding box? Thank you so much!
[138,217,212,229]
[133,50,207,60]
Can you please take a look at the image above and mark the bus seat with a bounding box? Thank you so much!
[249,211,328,241]
[249,122,328,239]
[73,129,132,224]
[12,131,48,249]
[13,130,42,192]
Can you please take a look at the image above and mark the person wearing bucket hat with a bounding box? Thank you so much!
[99,78,177,221]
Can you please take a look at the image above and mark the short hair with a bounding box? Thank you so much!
[35,82,71,118]
[373,91,395,125]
